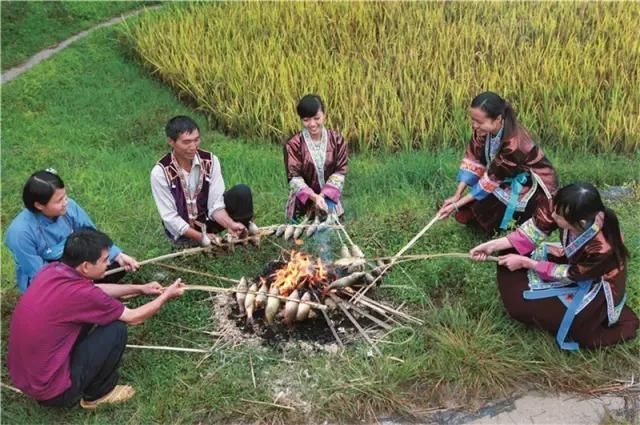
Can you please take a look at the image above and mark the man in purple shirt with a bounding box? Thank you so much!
[7,228,185,409]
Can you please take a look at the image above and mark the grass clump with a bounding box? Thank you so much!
[125,2,640,152]
[1,0,144,70]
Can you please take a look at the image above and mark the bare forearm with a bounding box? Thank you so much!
[455,193,475,208]
[182,227,203,242]
[454,181,468,197]
[491,237,514,252]
[121,294,169,325]
[212,209,234,229]
[97,284,142,298]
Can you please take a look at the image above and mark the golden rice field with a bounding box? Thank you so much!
[125,2,640,152]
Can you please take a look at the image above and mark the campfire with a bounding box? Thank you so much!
[232,249,423,353]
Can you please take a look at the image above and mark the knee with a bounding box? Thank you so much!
[228,184,252,200]
[106,320,128,342]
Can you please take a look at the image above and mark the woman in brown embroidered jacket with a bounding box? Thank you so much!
[470,183,638,349]
[284,94,348,221]
[438,92,558,235]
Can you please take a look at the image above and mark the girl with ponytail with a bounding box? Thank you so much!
[439,92,559,235]
[470,183,638,349]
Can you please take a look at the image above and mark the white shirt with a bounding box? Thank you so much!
[150,153,226,239]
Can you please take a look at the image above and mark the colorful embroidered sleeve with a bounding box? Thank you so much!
[457,134,486,186]
[284,138,315,204]
[507,218,548,255]
[321,133,348,203]
[535,239,617,283]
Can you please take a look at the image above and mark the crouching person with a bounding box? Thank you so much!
[7,228,185,409]
[151,115,256,247]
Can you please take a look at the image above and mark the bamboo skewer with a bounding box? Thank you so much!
[313,293,344,348]
[240,398,295,411]
[349,292,424,325]
[342,301,394,331]
[156,262,240,284]
[1,382,23,394]
[333,216,357,248]
[105,246,213,276]
[126,344,210,353]
[368,252,499,263]
[330,294,381,355]
[350,214,441,303]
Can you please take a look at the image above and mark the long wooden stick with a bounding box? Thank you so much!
[105,246,213,276]
[369,252,499,263]
[330,294,381,355]
[351,214,440,303]
[183,285,328,311]
[342,301,394,331]
[333,216,357,247]
[156,262,240,284]
[313,292,344,347]
[1,382,23,394]
[126,344,210,353]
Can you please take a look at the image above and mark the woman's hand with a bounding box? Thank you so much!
[115,253,140,272]
[498,254,535,271]
[469,241,497,261]
[438,194,461,219]
[314,194,328,213]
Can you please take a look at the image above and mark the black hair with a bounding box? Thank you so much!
[470,91,520,139]
[554,182,629,266]
[22,170,65,212]
[165,115,200,141]
[61,228,113,268]
[296,94,325,119]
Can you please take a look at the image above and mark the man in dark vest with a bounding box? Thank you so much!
[150,116,255,246]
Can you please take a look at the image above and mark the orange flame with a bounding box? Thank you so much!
[270,250,329,296]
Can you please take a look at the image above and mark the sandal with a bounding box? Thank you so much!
[80,385,135,409]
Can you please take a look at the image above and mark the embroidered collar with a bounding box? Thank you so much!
[563,211,604,258]
[171,151,205,224]
[484,126,504,164]
[302,128,328,187]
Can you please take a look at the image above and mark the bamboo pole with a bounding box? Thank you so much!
[368,252,499,263]
[329,294,381,355]
[350,214,441,303]
[342,301,394,331]
[126,344,210,353]
[312,292,344,347]
[105,246,213,276]
[156,262,240,284]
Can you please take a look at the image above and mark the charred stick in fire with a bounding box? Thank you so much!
[313,292,344,347]
[340,301,394,331]
[329,294,381,355]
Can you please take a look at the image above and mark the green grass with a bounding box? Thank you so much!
[1,20,639,424]
[1,0,144,71]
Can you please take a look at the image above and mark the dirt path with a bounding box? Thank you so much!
[380,390,639,424]
[1,5,161,85]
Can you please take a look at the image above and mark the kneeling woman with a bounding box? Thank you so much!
[284,94,348,221]
[439,92,558,234]
[4,170,139,293]
[470,183,638,349]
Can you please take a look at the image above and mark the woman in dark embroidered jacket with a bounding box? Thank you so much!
[470,183,638,349]
[283,94,348,221]
[439,92,558,235]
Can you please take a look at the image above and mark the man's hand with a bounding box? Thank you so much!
[115,253,140,272]
[227,221,247,237]
[141,281,164,296]
[164,279,186,299]
[498,254,534,271]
